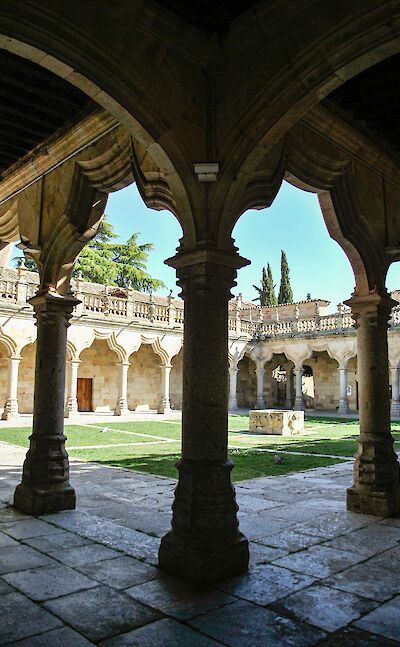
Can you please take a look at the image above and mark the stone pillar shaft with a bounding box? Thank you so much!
[2,356,20,420]
[115,362,130,416]
[159,253,249,583]
[390,366,400,418]
[158,364,172,413]
[64,359,80,418]
[294,367,304,411]
[338,366,350,415]
[229,366,238,410]
[285,366,292,409]
[346,292,400,517]
[14,293,78,515]
[255,365,265,409]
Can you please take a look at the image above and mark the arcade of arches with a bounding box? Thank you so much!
[0,0,400,584]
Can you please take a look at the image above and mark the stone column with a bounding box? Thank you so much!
[64,359,80,419]
[285,366,293,409]
[294,365,304,411]
[338,365,350,415]
[346,292,400,517]
[228,365,238,410]
[159,250,249,583]
[390,366,400,418]
[158,364,172,414]
[115,362,130,416]
[14,292,79,515]
[255,362,265,409]
[2,356,21,420]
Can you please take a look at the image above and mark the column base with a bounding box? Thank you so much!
[255,400,265,410]
[14,482,76,516]
[2,399,19,421]
[294,399,304,411]
[158,398,171,414]
[338,405,350,416]
[159,458,249,583]
[114,408,130,416]
[347,485,400,517]
[159,530,249,584]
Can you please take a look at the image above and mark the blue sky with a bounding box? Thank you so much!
[99,181,400,310]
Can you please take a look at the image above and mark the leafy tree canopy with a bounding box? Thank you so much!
[14,216,165,293]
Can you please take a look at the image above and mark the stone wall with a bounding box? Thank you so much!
[78,340,119,412]
[18,343,35,413]
[128,344,162,411]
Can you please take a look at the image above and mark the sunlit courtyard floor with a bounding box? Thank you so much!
[1,440,400,644]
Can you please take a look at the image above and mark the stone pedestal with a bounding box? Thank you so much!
[159,250,249,583]
[158,364,172,414]
[249,409,304,435]
[14,293,78,515]
[115,362,130,416]
[345,292,400,517]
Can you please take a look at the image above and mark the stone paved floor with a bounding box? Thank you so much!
[0,442,400,645]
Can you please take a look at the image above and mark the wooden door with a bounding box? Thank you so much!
[77,378,93,412]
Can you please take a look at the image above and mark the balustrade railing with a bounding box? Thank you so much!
[2,271,400,338]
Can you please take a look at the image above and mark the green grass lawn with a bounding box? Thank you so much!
[1,416,399,482]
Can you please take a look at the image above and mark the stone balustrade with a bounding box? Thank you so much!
[1,268,400,339]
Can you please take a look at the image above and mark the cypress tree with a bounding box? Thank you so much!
[278,250,293,304]
[253,266,268,305]
[266,263,277,306]
[253,263,278,306]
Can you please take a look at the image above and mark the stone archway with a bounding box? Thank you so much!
[78,339,119,413]
[237,355,256,408]
[128,344,163,411]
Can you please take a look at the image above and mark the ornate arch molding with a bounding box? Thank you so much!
[223,1,400,180]
[0,326,18,357]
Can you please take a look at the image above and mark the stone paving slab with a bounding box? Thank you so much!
[77,555,160,589]
[8,626,95,646]
[1,440,400,645]
[355,594,400,642]
[3,563,98,601]
[99,618,223,646]
[0,544,55,574]
[272,544,366,578]
[324,561,400,602]
[189,599,326,646]
[0,591,62,644]
[44,585,161,643]
[126,577,236,620]
[273,582,378,632]
[219,564,316,606]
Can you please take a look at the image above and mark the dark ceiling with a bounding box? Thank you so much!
[0,50,95,178]
[153,0,261,32]
[0,37,399,182]
[326,53,400,157]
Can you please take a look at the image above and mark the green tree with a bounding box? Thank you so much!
[253,263,277,306]
[14,217,165,293]
[278,250,293,304]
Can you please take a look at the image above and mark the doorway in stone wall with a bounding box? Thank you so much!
[77,378,93,412]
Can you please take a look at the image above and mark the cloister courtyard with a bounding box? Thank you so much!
[0,413,400,645]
